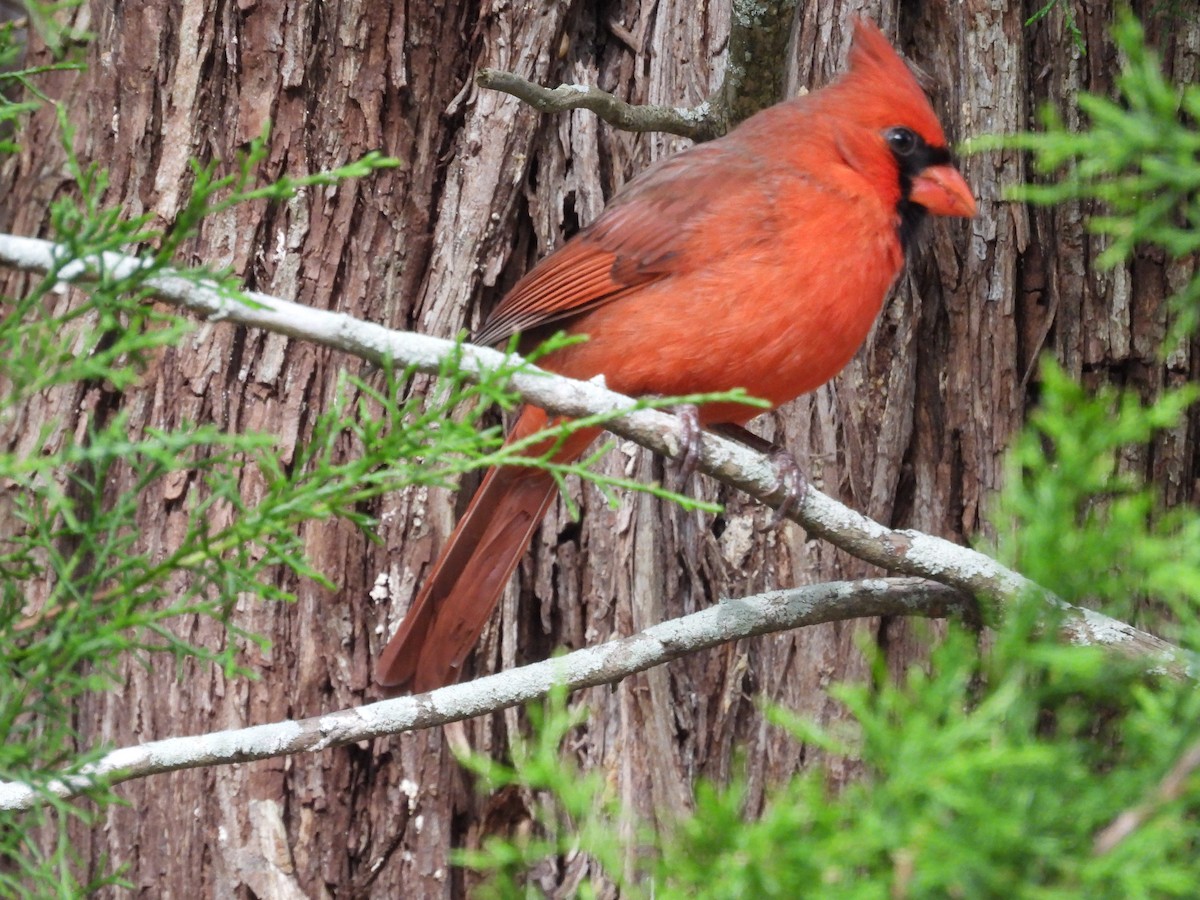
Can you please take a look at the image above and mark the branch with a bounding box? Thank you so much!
[0,578,973,811]
[476,1,801,139]
[1093,737,1200,855]
[475,68,721,142]
[0,232,1191,680]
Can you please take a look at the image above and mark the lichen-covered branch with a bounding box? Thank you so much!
[0,567,1186,812]
[0,578,974,811]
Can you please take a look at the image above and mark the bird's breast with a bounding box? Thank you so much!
[538,194,903,423]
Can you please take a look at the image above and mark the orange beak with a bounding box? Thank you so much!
[910,164,977,218]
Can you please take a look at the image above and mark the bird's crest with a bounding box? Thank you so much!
[839,19,949,149]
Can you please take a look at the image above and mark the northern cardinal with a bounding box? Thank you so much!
[377,19,976,691]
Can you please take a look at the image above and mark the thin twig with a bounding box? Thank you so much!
[1093,737,1200,855]
[477,0,802,144]
[475,68,723,142]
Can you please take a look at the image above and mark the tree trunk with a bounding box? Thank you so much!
[0,0,1195,895]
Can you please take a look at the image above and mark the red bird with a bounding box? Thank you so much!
[378,20,976,691]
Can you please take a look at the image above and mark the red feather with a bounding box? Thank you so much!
[378,19,976,691]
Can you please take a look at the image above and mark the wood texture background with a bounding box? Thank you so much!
[0,0,1197,895]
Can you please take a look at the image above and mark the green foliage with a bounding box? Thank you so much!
[457,612,1200,898]
[994,360,1200,628]
[0,117,403,891]
[0,5,86,156]
[1026,0,1085,53]
[979,11,1200,640]
[454,682,636,899]
[973,10,1200,342]
[664,621,1198,898]
[19,2,90,57]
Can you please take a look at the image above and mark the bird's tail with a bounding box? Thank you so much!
[375,406,600,692]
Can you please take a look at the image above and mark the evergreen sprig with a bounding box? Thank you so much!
[971,10,1200,342]
[455,612,1200,898]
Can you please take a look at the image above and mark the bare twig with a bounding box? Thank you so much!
[607,19,641,55]
[0,578,972,811]
[0,232,1192,682]
[477,1,804,141]
[1093,738,1200,855]
[475,68,722,142]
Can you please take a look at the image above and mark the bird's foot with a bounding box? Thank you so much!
[710,423,808,529]
[760,449,808,531]
[671,403,703,484]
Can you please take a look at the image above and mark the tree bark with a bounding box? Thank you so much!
[0,0,1195,895]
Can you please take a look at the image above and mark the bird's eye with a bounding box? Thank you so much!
[885,127,918,156]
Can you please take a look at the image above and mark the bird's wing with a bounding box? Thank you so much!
[474,143,757,348]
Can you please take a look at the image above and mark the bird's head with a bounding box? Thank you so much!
[825,19,977,240]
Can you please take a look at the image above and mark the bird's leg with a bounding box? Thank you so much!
[671,403,704,484]
[711,424,808,528]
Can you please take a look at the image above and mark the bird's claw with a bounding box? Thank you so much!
[759,450,808,531]
[672,403,703,484]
